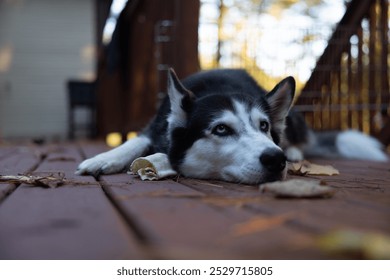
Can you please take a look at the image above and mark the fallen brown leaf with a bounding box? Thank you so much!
[0,172,66,188]
[288,160,339,176]
[260,179,336,198]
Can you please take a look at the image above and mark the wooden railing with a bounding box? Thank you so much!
[296,0,389,136]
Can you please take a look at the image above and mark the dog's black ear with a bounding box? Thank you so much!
[167,68,195,131]
[266,76,295,135]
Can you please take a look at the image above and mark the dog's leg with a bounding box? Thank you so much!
[75,136,151,176]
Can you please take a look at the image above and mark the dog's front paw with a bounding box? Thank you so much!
[75,154,128,176]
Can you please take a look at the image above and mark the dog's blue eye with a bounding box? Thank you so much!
[260,121,269,132]
[212,124,233,136]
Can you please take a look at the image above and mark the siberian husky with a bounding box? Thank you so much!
[76,69,388,184]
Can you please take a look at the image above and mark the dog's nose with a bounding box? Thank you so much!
[260,148,287,173]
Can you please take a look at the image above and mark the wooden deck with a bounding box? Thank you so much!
[0,142,389,260]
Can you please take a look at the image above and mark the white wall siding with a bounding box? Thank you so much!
[0,0,95,141]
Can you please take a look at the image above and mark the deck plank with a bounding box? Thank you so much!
[302,159,390,210]
[0,146,18,160]
[98,175,325,259]
[179,163,390,233]
[0,144,145,259]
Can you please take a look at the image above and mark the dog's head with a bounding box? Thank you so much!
[166,69,295,184]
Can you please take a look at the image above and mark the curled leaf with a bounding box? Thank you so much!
[288,160,339,176]
[129,153,177,181]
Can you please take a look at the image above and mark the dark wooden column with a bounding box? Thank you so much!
[95,0,200,139]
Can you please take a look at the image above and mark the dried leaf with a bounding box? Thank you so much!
[288,160,339,176]
[260,179,335,198]
[317,230,390,259]
[0,172,66,188]
[129,153,177,181]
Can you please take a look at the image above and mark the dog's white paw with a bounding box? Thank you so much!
[75,154,128,176]
[75,136,152,176]
[285,146,304,162]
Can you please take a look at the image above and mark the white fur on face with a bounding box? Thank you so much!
[179,100,286,184]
